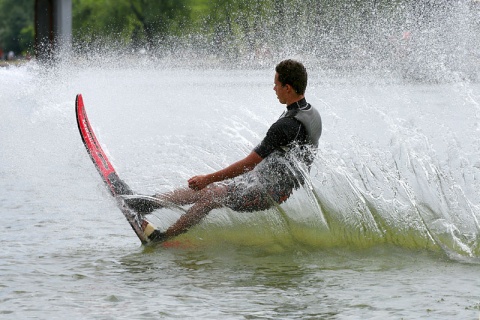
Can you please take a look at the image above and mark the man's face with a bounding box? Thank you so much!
[273,72,287,104]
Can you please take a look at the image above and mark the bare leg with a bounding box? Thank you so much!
[155,187,204,206]
[123,187,203,213]
[163,184,228,238]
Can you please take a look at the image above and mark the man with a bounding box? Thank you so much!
[126,59,322,243]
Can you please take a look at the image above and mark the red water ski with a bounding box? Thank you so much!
[75,94,132,197]
[75,94,160,245]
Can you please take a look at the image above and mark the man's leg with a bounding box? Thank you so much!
[162,184,228,239]
[155,187,205,206]
[124,187,204,213]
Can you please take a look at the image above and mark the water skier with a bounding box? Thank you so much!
[126,59,322,243]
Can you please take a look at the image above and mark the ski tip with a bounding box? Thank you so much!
[75,94,83,108]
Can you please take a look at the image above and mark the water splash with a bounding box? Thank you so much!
[2,1,480,263]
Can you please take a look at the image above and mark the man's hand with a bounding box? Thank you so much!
[187,151,263,191]
[188,175,212,191]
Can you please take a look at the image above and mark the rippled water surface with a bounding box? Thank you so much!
[1,60,480,319]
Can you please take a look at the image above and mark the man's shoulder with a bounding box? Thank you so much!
[267,116,304,137]
[273,116,302,127]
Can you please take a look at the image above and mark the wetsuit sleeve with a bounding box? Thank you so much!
[254,118,304,158]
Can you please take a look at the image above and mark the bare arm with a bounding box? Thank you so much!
[188,151,263,190]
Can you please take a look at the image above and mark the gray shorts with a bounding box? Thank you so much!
[222,170,293,212]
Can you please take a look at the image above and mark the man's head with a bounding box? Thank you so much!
[275,59,308,95]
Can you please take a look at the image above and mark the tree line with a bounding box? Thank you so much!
[0,0,478,66]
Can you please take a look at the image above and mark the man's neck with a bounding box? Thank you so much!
[284,95,305,106]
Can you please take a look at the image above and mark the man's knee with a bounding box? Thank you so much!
[201,185,227,204]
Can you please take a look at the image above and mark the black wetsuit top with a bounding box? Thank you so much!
[254,98,312,164]
[224,98,320,211]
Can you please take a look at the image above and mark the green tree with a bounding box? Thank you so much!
[72,0,136,45]
[72,0,191,49]
[0,0,34,56]
[129,0,191,48]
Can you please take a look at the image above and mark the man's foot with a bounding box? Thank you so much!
[122,195,165,214]
[148,229,168,243]
[141,219,168,243]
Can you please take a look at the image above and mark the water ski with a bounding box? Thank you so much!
[75,94,164,246]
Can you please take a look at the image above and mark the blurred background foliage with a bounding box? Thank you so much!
[0,0,478,79]
[0,0,35,55]
[0,0,463,55]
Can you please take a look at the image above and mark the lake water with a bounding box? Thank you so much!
[1,58,480,319]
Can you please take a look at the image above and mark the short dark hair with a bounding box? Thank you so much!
[275,59,308,95]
